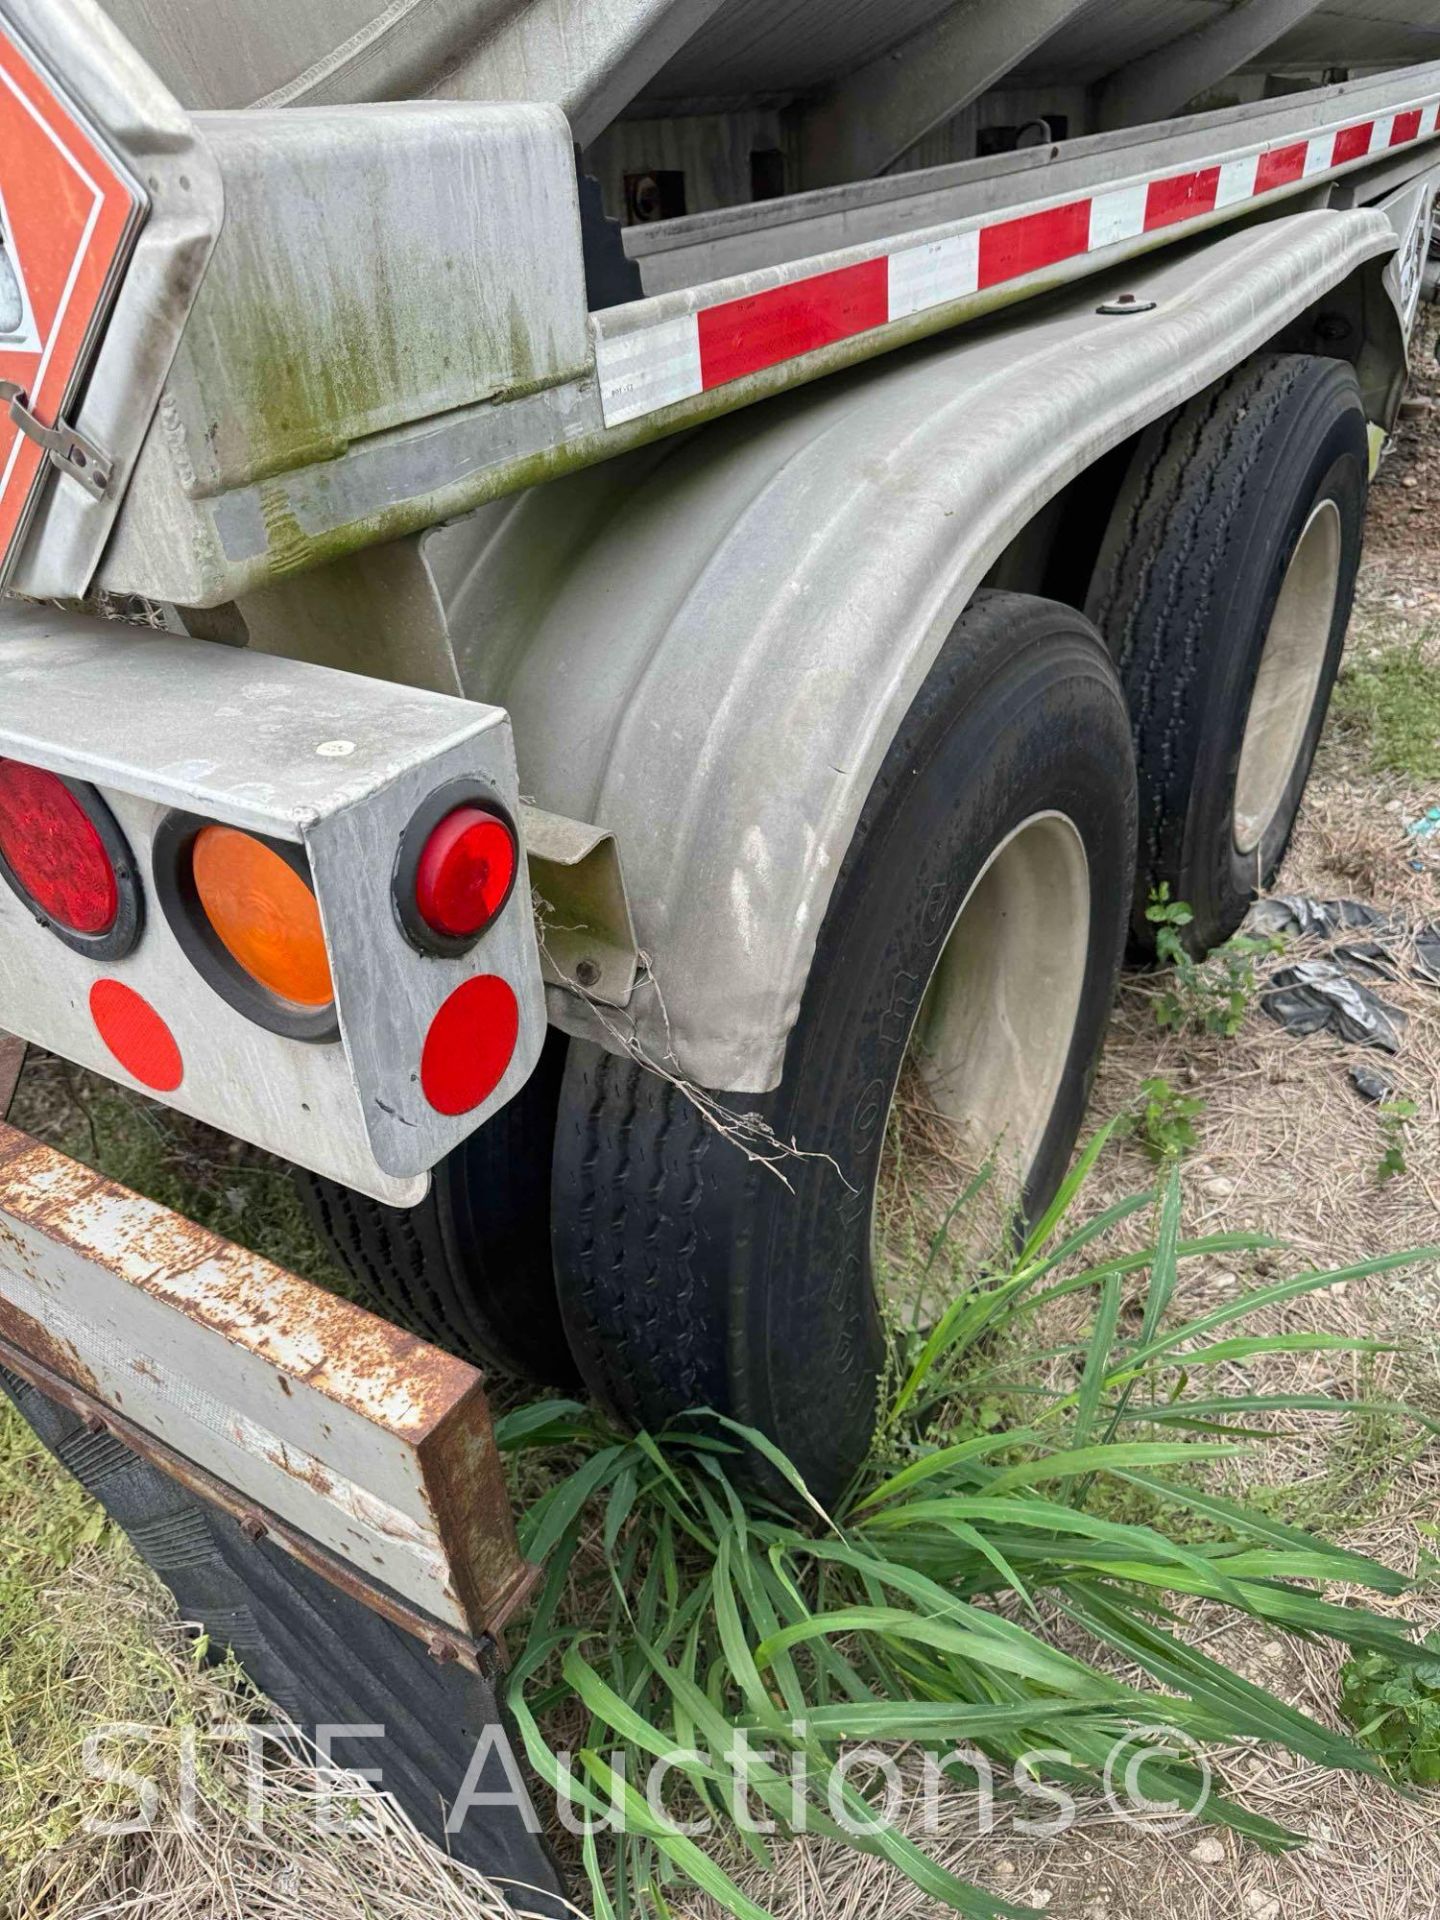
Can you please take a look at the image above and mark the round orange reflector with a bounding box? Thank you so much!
[191,826,334,1008]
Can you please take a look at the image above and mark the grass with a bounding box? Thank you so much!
[501,1136,1440,1920]
[1330,632,1440,782]
[3,1075,1438,1919]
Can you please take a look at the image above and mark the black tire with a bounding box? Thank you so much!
[551,592,1137,1505]
[1086,352,1368,955]
[299,1030,577,1385]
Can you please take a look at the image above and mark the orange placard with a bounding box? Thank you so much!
[0,18,143,578]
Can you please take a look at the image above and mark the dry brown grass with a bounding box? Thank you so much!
[0,1425,545,1920]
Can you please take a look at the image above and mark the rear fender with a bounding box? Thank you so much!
[431,208,1396,1094]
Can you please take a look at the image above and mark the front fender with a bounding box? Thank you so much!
[433,207,1394,1092]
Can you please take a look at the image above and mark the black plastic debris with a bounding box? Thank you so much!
[1250,895,1440,992]
[1332,939,1401,981]
[1249,895,1391,940]
[1348,1064,1396,1103]
[1260,960,1407,1052]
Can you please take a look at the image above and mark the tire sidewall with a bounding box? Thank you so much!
[732,599,1136,1486]
[1180,376,1368,948]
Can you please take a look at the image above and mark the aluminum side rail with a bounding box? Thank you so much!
[84,55,1440,607]
[620,58,1440,292]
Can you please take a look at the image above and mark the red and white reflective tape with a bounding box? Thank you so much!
[595,98,1440,428]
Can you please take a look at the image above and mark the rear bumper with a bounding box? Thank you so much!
[0,600,547,1204]
[0,1120,563,1896]
[0,1119,532,1647]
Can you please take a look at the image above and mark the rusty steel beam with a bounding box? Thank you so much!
[0,1123,535,1644]
[0,1333,508,1671]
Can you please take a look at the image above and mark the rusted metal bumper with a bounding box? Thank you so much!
[0,1121,535,1668]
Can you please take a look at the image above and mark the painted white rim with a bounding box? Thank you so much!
[901,810,1091,1199]
[1233,498,1343,856]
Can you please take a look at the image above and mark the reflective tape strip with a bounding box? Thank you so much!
[594,309,703,424]
[696,258,888,385]
[1088,182,1149,250]
[595,92,1440,428]
[888,229,980,318]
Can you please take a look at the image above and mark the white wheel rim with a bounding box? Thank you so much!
[1233,498,1342,857]
[904,810,1090,1201]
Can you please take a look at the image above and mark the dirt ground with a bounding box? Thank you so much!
[5,339,1440,1919]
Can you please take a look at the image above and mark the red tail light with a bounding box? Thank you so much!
[414,807,518,940]
[395,788,520,955]
[0,758,139,957]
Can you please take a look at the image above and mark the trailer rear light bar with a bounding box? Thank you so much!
[0,600,547,1202]
[0,1122,534,1656]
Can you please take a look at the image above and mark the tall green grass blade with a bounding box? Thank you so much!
[1124,1246,1440,1375]
[1015,1120,1120,1265]
[500,1174,1433,1920]
[1072,1264,1123,1450]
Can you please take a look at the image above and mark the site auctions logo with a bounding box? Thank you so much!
[81,1720,1213,1842]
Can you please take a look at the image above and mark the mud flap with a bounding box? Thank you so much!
[2,1368,567,1912]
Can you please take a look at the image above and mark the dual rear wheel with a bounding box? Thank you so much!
[302,353,1369,1504]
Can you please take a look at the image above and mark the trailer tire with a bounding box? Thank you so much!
[1086,353,1367,955]
[298,1030,577,1385]
[551,592,1136,1506]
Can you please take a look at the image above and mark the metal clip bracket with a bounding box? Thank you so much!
[0,380,111,499]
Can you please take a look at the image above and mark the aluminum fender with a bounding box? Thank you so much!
[438,208,1395,1094]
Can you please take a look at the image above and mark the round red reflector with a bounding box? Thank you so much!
[420,975,519,1116]
[0,759,118,935]
[414,807,518,942]
[90,981,184,1093]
